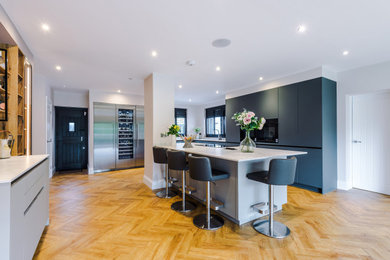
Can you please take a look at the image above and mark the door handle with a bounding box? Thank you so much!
[81,136,83,142]
[352,140,362,143]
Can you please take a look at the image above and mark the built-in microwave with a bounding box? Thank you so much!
[240,118,279,143]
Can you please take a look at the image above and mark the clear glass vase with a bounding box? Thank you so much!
[240,130,256,153]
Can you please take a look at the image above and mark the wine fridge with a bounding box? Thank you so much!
[93,103,144,172]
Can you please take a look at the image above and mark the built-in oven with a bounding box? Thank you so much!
[240,118,279,143]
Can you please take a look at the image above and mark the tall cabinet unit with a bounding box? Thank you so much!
[226,77,337,194]
[0,46,28,156]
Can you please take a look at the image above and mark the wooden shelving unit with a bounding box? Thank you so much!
[0,46,27,156]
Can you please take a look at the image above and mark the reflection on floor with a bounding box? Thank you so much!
[34,168,390,259]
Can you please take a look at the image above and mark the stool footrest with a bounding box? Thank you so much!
[210,198,224,211]
[251,202,277,214]
[175,185,197,195]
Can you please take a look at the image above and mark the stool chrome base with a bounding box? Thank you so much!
[193,214,224,230]
[171,201,197,212]
[252,220,290,239]
[156,190,176,198]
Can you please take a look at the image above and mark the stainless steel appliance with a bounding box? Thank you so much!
[93,102,144,172]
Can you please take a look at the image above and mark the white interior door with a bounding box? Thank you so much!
[352,92,390,195]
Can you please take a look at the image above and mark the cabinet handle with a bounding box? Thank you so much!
[352,140,362,143]
[24,186,44,216]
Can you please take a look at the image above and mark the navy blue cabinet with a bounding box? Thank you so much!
[278,84,298,146]
[225,77,337,194]
[258,144,323,191]
[297,79,322,148]
[257,88,278,119]
[226,88,278,142]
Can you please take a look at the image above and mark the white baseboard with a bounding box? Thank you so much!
[143,175,165,190]
[88,167,95,175]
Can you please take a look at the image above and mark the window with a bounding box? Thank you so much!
[205,105,226,137]
[175,108,187,136]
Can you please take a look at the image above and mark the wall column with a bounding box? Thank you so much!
[144,73,175,189]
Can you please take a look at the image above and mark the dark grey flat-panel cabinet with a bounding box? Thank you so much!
[278,78,322,147]
[257,88,279,119]
[226,88,278,143]
[226,77,337,194]
[297,79,322,148]
[278,84,298,146]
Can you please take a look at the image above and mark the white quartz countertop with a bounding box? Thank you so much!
[0,155,49,184]
[162,144,306,162]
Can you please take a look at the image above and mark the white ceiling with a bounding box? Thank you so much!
[1,0,390,104]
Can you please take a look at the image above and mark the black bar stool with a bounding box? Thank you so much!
[188,155,229,230]
[153,147,176,198]
[247,157,297,239]
[168,150,197,212]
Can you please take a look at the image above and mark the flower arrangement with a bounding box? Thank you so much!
[166,124,181,137]
[232,109,266,153]
[165,124,195,148]
[232,109,266,131]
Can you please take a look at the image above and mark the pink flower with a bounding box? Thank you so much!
[243,117,251,125]
[247,111,255,118]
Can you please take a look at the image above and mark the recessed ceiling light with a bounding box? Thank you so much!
[216,66,221,71]
[55,65,62,71]
[117,90,121,93]
[297,25,306,33]
[216,90,219,94]
[343,50,349,56]
[151,50,158,57]
[212,38,231,48]
[41,23,50,32]
[186,60,196,66]
[189,98,192,102]
[259,77,263,81]
[178,84,183,89]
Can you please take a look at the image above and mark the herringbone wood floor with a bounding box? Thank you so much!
[33,168,390,260]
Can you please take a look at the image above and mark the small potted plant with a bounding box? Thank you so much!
[194,127,201,139]
[232,109,266,153]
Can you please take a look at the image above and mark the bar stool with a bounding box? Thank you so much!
[246,157,297,239]
[153,146,176,198]
[188,155,229,230]
[168,150,197,212]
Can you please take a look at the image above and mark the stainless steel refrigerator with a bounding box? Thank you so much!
[93,102,144,172]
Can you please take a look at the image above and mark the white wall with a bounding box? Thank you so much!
[144,73,175,189]
[53,89,88,108]
[176,99,226,137]
[87,90,144,173]
[337,61,390,190]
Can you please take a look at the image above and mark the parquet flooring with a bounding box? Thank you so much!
[33,168,390,260]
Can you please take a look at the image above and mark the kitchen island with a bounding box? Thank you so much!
[0,155,49,260]
[163,145,306,225]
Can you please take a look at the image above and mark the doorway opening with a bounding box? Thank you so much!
[55,106,88,172]
[351,91,390,195]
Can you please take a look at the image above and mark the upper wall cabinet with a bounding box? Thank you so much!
[226,88,278,143]
[257,88,279,119]
[278,78,322,148]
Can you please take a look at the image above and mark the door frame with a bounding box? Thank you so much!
[54,106,89,171]
[348,90,390,192]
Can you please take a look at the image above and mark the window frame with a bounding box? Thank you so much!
[174,108,187,136]
[205,105,226,138]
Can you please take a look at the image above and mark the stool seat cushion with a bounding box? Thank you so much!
[246,171,269,184]
[211,169,230,181]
